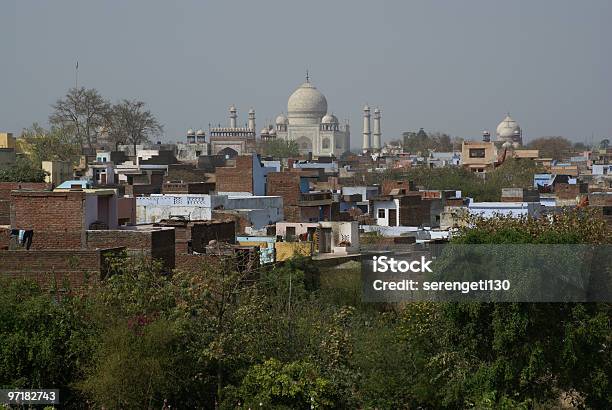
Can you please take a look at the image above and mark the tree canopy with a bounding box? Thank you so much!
[1,211,609,408]
[527,136,573,160]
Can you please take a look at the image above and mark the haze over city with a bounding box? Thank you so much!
[2,0,611,146]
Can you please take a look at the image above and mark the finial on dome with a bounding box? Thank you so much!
[306,69,309,83]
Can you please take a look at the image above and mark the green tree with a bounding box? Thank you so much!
[398,210,612,408]
[237,358,335,409]
[0,157,47,182]
[527,136,572,160]
[19,123,80,165]
[0,279,94,407]
[260,138,300,158]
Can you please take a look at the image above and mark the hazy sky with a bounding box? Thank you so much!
[2,0,611,147]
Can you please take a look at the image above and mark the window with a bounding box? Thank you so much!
[378,209,386,218]
[322,138,330,149]
[469,148,486,158]
[286,226,296,242]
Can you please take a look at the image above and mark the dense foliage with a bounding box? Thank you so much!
[527,136,573,160]
[0,211,610,408]
[0,157,48,182]
[402,128,462,153]
[258,138,300,158]
[368,158,542,201]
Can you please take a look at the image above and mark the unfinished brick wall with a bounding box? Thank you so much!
[399,195,429,227]
[382,180,415,195]
[162,182,214,194]
[11,190,86,249]
[211,211,252,235]
[215,156,253,193]
[267,172,301,222]
[166,164,210,183]
[0,248,122,293]
[0,182,50,224]
[86,228,175,270]
[589,193,612,206]
[555,183,588,200]
[191,221,235,251]
[0,226,9,249]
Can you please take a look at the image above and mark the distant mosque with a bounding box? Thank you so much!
[482,113,523,148]
[270,73,352,157]
[184,73,384,157]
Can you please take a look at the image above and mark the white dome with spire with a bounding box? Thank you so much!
[187,129,195,136]
[287,79,328,126]
[496,114,521,142]
[196,129,205,136]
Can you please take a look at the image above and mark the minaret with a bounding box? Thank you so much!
[372,107,382,150]
[362,104,371,152]
[248,108,256,131]
[345,120,351,151]
[482,130,491,142]
[229,105,237,128]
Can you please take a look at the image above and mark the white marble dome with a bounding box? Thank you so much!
[287,81,328,125]
[187,129,195,136]
[196,129,205,136]
[496,114,521,141]
[321,113,338,124]
[275,114,288,125]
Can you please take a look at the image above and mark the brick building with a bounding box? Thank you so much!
[0,182,50,224]
[0,247,123,293]
[86,227,176,271]
[154,219,235,255]
[10,189,118,249]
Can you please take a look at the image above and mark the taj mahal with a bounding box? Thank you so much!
[193,74,383,158]
[268,74,352,157]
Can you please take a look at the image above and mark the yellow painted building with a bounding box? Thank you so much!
[274,242,313,261]
[461,141,497,173]
[0,132,15,149]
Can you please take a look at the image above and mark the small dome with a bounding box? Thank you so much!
[363,104,370,111]
[275,114,288,125]
[260,127,269,135]
[187,129,195,136]
[196,129,205,136]
[229,104,237,112]
[374,107,380,114]
[268,128,277,136]
[321,113,338,124]
[248,107,255,114]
